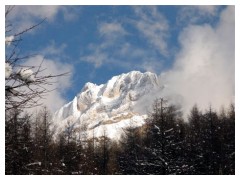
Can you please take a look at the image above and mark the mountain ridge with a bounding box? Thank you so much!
[52,71,161,140]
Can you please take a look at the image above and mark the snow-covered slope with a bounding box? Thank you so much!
[52,71,161,141]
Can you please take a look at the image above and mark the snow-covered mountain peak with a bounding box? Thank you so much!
[81,82,97,92]
[52,71,161,141]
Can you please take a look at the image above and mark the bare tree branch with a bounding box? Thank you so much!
[5,6,69,112]
[14,18,46,37]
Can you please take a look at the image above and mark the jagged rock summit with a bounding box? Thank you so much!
[53,71,161,140]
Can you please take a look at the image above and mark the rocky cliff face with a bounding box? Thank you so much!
[52,71,161,141]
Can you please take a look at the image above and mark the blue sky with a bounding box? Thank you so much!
[5,5,234,112]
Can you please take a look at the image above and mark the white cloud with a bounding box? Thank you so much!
[6,5,60,33]
[61,6,80,21]
[82,17,163,72]
[133,6,169,56]
[177,5,220,25]
[81,40,162,72]
[138,60,163,73]
[161,6,234,118]
[23,55,73,113]
[14,5,60,20]
[81,22,128,68]
[82,50,108,68]
[40,41,67,57]
[97,22,128,50]
[99,22,127,38]
[80,7,167,72]
[116,42,147,62]
[5,5,79,35]
[196,6,219,16]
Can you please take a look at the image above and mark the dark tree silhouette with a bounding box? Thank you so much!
[5,110,33,174]
[144,98,184,174]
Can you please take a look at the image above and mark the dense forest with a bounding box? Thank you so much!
[5,99,235,175]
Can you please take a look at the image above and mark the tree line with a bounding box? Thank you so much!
[5,99,235,175]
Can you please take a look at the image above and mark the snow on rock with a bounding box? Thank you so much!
[54,96,81,121]
[5,36,14,46]
[19,68,35,82]
[52,71,162,141]
[5,63,12,78]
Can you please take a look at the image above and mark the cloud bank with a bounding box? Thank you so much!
[160,6,235,117]
[23,55,73,113]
